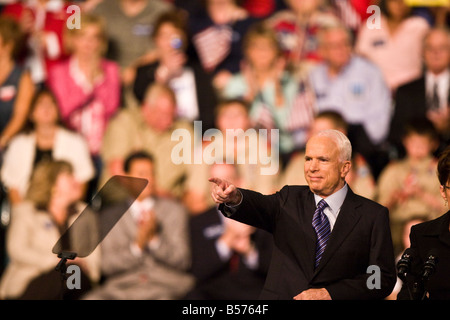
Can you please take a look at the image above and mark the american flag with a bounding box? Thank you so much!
[253,93,276,130]
[192,25,233,72]
[286,80,316,132]
[253,80,316,133]
[332,0,364,31]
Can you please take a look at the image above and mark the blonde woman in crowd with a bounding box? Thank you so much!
[0,160,100,300]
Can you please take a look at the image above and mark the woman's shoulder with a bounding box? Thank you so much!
[411,211,450,236]
[5,132,35,151]
[11,201,38,218]
[403,15,431,31]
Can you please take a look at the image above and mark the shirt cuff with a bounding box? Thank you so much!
[242,246,259,270]
[224,189,243,208]
[147,236,161,251]
[215,238,232,262]
[130,242,143,258]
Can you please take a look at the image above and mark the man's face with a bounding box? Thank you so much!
[142,93,176,132]
[304,135,350,198]
[127,159,155,199]
[245,36,279,71]
[216,103,250,131]
[319,29,352,70]
[403,133,435,162]
[424,30,450,74]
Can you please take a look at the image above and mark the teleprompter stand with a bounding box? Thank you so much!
[52,176,148,299]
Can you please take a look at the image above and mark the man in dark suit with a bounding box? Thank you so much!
[210,129,397,300]
[389,28,450,158]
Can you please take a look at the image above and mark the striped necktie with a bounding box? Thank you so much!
[312,199,330,269]
[429,82,440,111]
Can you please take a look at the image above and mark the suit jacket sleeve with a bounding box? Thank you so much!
[219,187,290,234]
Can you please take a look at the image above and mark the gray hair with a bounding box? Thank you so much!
[316,129,352,162]
[423,27,450,52]
[316,24,354,48]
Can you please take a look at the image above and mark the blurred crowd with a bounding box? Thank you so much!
[0,0,449,300]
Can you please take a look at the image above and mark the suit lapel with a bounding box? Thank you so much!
[296,190,317,279]
[312,188,362,277]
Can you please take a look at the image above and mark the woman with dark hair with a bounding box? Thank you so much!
[1,88,95,205]
[398,146,450,300]
[0,160,100,299]
[133,9,217,132]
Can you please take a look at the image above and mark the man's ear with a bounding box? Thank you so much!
[341,160,352,178]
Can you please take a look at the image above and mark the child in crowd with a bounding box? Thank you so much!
[377,118,446,255]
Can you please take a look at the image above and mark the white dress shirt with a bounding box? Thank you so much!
[426,69,449,111]
[129,197,160,256]
[313,183,348,231]
[309,55,392,145]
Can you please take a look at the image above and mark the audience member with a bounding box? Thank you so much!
[186,161,272,299]
[183,99,278,215]
[47,13,120,197]
[279,110,376,200]
[1,88,95,205]
[188,0,255,91]
[83,151,194,299]
[377,118,445,255]
[267,0,341,76]
[133,9,217,132]
[310,24,392,146]
[92,0,172,86]
[101,83,193,199]
[223,22,316,161]
[389,27,450,159]
[309,24,392,178]
[47,13,120,157]
[1,0,72,84]
[0,160,101,300]
[0,16,35,149]
[355,0,430,92]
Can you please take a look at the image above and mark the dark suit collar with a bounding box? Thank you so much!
[421,211,450,247]
[312,187,363,277]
